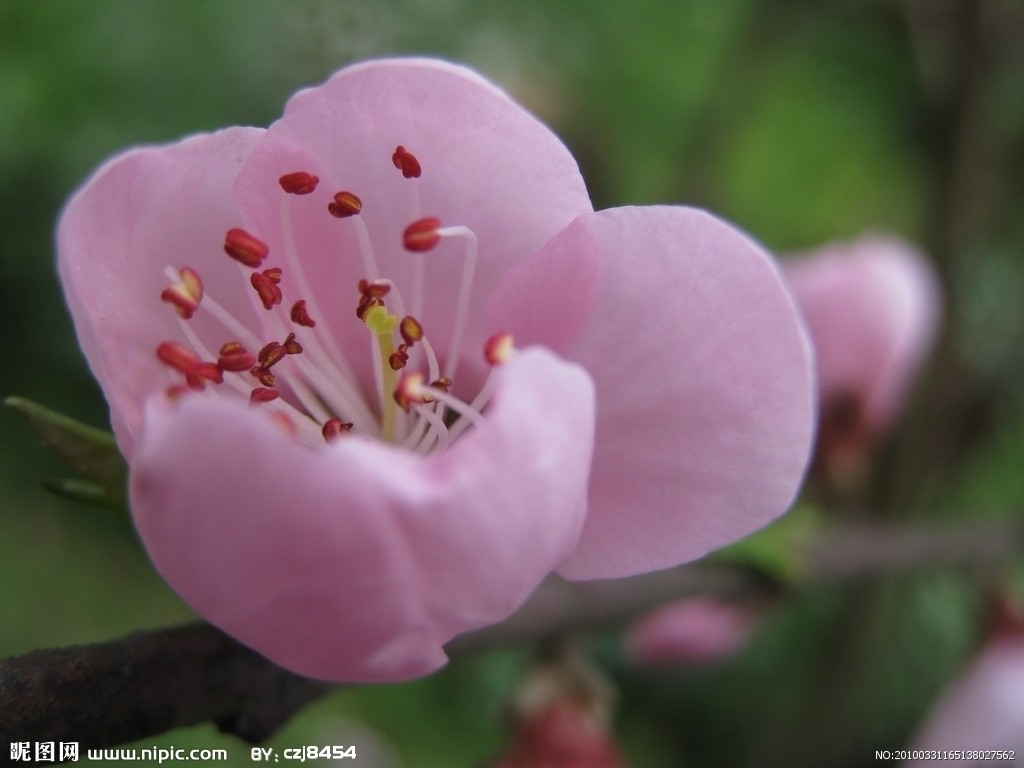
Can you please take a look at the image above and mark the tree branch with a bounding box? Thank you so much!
[2,519,1022,749]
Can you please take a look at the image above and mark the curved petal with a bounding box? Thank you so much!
[784,233,942,433]
[130,347,595,682]
[234,58,593,396]
[57,127,265,457]
[492,207,814,579]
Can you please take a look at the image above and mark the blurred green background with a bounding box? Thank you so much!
[2,1,1023,766]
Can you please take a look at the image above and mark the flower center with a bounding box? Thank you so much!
[155,146,512,452]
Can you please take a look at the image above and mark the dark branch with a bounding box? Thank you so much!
[2,520,1022,748]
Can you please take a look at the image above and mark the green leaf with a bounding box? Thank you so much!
[5,396,128,507]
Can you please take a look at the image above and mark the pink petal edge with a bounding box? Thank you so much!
[129,347,595,682]
[491,206,814,580]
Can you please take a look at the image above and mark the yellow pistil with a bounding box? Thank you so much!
[363,304,399,441]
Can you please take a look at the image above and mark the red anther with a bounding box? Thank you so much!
[250,387,280,404]
[485,332,515,365]
[430,376,453,393]
[217,341,255,372]
[279,171,320,195]
[290,299,316,327]
[389,345,409,371]
[403,217,442,252]
[156,341,201,375]
[392,146,422,179]
[179,267,203,300]
[328,191,363,218]
[224,228,269,268]
[262,267,283,284]
[399,315,424,346]
[250,365,275,387]
[161,285,199,319]
[283,332,303,355]
[251,271,283,310]
[358,279,391,299]
[394,372,429,412]
[322,417,354,442]
[162,267,204,317]
[258,341,286,369]
[195,362,224,384]
[185,372,206,391]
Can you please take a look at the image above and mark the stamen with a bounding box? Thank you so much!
[224,228,269,268]
[258,341,287,369]
[217,341,256,372]
[484,332,515,365]
[160,267,203,319]
[290,300,316,327]
[250,365,275,387]
[400,315,423,347]
[251,270,283,310]
[283,332,303,355]
[435,225,478,380]
[322,417,353,442]
[359,279,392,299]
[279,171,319,195]
[250,387,280,404]
[392,146,422,179]
[403,217,441,252]
[328,191,363,218]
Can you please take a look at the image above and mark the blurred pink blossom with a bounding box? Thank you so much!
[58,59,813,681]
[905,623,1024,765]
[784,234,942,480]
[625,597,758,667]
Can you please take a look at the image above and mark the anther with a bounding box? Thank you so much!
[358,279,391,299]
[322,417,354,442]
[389,344,409,371]
[217,341,255,372]
[258,341,287,369]
[224,228,269,268]
[160,267,204,319]
[400,315,424,346]
[157,341,201,375]
[356,295,383,322]
[394,372,428,412]
[392,146,422,179]
[430,376,453,393]
[279,171,320,195]
[403,217,441,252]
[250,387,280,404]
[283,332,303,355]
[484,332,515,365]
[251,271,283,310]
[328,191,363,218]
[250,365,275,387]
[290,299,316,327]
[263,267,283,283]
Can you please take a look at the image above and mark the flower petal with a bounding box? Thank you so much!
[234,58,593,395]
[57,127,265,457]
[494,207,814,579]
[783,233,942,434]
[129,347,595,682]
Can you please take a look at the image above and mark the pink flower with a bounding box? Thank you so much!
[905,627,1024,765]
[624,597,758,667]
[58,59,814,681]
[783,234,942,478]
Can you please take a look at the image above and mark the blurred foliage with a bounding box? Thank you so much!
[1,0,1022,766]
